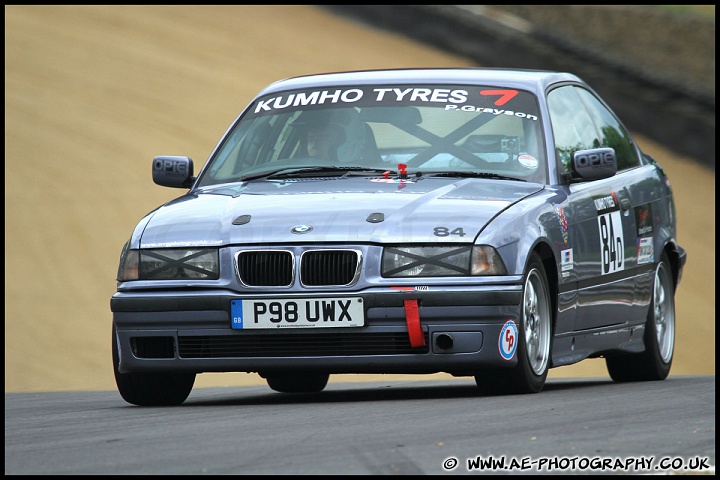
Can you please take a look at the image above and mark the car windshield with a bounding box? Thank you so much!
[196,84,547,186]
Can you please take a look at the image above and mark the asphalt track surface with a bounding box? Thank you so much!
[5,377,716,475]
[4,6,716,475]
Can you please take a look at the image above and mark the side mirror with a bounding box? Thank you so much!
[152,156,195,188]
[570,147,617,182]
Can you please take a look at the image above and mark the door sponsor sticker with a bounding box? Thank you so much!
[634,203,653,236]
[637,237,654,265]
[560,248,574,271]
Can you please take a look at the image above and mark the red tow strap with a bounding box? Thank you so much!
[403,299,425,348]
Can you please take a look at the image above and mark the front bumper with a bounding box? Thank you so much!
[111,286,522,376]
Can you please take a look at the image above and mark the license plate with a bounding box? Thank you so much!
[231,297,364,329]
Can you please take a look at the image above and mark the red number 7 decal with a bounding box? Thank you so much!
[480,89,518,106]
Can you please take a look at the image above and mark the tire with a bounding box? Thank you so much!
[606,252,675,382]
[112,325,195,406]
[475,252,552,394]
[265,373,329,393]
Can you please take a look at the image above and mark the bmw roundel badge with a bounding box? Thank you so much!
[291,225,313,234]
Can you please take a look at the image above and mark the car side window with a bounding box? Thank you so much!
[548,85,640,176]
[547,86,600,175]
[575,88,641,171]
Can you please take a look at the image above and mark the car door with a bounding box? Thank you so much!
[548,84,646,331]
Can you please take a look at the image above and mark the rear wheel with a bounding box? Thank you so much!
[475,253,552,394]
[606,252,675,382]
[265,373,329,393]
[112,325,195,406]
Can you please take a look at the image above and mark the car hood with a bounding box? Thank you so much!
[138,177,544,247]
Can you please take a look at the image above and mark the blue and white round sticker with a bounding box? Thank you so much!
[498,320,518,360]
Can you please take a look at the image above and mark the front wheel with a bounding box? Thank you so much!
[606,252,675,382]
[475,252,552,394]
[112,325,195,406]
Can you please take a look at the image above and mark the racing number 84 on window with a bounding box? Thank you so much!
[231,298,365,329]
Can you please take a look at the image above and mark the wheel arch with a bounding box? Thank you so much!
[661,239,684,291]
[530,241,558,331]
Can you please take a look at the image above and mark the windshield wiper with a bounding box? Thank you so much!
[240,166,392,181]
[239,167,320,182]
[268,166,395,178]
[425,171,526,182]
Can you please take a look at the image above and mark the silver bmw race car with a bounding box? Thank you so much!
[111,68,686,406]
